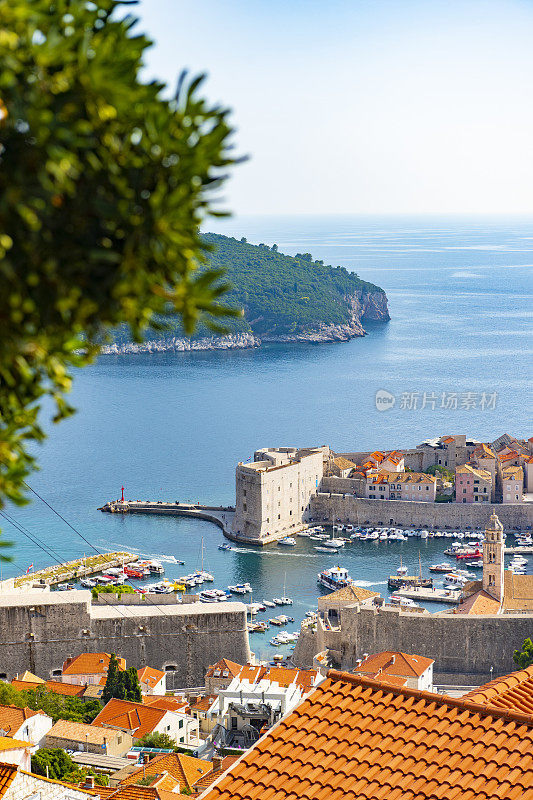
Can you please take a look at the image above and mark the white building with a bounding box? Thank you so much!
[0,705,53,751]
[91,698,200,747]
[0,762,97,800]
[502,466,524,504]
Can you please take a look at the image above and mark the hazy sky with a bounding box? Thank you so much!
[137,0,533,216]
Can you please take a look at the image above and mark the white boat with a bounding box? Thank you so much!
[199,590,220,603]
[443,573,469,586]
[420,530,429,539]
[278,537,297,546]
[314,546,338,553]
[262,599,276,608]
[396,560,408,576]
[389,594,420,608]
[317,565,353,591]
[297,531,312,537]
[321,539,343,549]
[272,598,284,605]
[228,582,252,595]
[279,596,293,605]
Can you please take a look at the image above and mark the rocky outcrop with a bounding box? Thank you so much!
[100,290,390,354]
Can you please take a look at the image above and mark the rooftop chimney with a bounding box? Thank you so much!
[84,776,95,790]
[212,755,223,771]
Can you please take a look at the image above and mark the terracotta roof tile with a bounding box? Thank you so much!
[332,457,356,471]
[63,653,126,676]
[121,752,212,791]
[47,719,121,745]
[353,651,435,679]
[191,695,217,713]
[91,699,167,738]
[465,664,533,714]
[0,764,17,800]
[319,584,379,603]
[141,696,188,713]
[503,572,533,612]
[137,667,165,688]
[0,705,46,735]
[0,736,32,752]
[196,671,533,800]
[453,589,502,615]
[205,659,243,679]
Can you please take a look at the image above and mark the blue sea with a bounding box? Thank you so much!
[3,215,533,660]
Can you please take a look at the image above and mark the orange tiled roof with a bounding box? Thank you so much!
[47,719,121,745]
[266,668,317,692]
[62,652,126,676]
[353,651,433,679]
[383,450,403,464]
[12,678,85,697]
[502,465,523,480]
[98,785,165,800]
[141,695,188,713]
[464,664,533,714]
[191,695,217,713]
[473,443,496,459]
[197,670,533,800]
[320,584,379,603]
[0,705,46,736]
[193,757,239,793]
[441,435,455,444]
[237,665,268,684]
[121,752,212,791]
[205,659,243,679]
[0,763,17,800]
[369,451,385,463]
[503,571,533,612]
[453,589,502,615]
[137,667,165,688]
[91,698,167,738]
[498,450,520,463]
[0,736,32,752]
[456,464,492,480]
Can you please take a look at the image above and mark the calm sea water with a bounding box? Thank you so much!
[3,215,533,659]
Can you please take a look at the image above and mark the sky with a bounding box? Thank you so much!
[136,0,533,216]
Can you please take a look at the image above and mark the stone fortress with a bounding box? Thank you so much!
[230,434,533,544]
[293,512,533,684]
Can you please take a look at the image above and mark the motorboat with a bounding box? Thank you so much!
[320,539,344,549]
[443,573,469,586]
[429,563,452,573]
[389,594,420,608]
[262,599,276,608]
[80,578,97,588]
[228,583,252,595]
[278,537,297,546]
[465,560,483,568]
[314,546,338,553]
[297,531,312,537]
[197,570,215,582]
[199,590,221,603]
[279,596,293,605]
[218,543,232,551]
[317,566,353,591]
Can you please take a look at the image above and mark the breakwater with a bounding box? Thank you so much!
[7,552,137,589]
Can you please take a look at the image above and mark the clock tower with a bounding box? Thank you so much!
[483,513,505,603]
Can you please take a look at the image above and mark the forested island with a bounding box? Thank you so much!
[104,234,390,353]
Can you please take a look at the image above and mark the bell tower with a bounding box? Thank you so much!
[483,513,505,602]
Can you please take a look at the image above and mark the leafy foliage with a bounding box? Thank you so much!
[0,0,238,529]
[425,465,454,482]
[91,583,135,598]
[31,748,108,785]
[102,655,142,703]
[0,681,101,723]
[114,234,388,342]
[513,637,533,669]
[138,731,178,750]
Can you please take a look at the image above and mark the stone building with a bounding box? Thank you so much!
[232,447,327,543]
[502,466,524,503]
[45,719,132,756]
[455,464,492,503]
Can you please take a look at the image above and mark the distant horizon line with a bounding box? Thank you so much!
[211,211,533,219]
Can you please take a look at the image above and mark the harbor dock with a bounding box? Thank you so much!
[395,586,462,604]
[12,552,137,588]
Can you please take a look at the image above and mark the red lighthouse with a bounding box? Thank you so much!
[121,486,125,502]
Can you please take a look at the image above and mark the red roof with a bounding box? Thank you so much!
[197,670,533,800]
[353,651,433,679]
[91,699,168,738]
[62,653,126,676]
[464,664,533,714]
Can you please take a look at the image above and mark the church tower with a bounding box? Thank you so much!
[483,512,505,602]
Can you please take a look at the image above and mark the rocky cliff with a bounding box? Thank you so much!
[103,235,390,354]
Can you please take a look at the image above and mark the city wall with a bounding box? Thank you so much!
[0,591,251,688]
[310,493,533,530]
[293,604,533,684]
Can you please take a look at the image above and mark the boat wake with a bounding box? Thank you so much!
[352,580,388,587]
[102,541,180,564]
[232,548,319,558]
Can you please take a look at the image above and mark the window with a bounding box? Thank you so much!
[231,717,238,729]
[278,514,280,519]
[243,490,246,497]
[243,503,247,511]
[179,719,183,729]
[166,725,171,731]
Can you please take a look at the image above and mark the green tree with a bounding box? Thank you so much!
[513,637,533,669]
[102,653,122,704]
[31,748,75,781]
[138,731,177,750]
[0,0,239,533]
[123,667,142,702]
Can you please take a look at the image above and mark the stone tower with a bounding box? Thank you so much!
[483,512,505,602]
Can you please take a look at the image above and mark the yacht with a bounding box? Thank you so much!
[278,537,297,546]
[279,596,293,605]
[317,565,353,591]
[389,594,420,608]
[199,589,221,603]
[429,562,452,573]
[228,582,252,595]
[262,599,276,608]
[321,538,344,549]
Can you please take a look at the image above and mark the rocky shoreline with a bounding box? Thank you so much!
[100,289,390,355]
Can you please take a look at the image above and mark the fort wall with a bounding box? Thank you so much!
[292,603,532,683]
[310,493,533,530]
[0,591,251,688]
